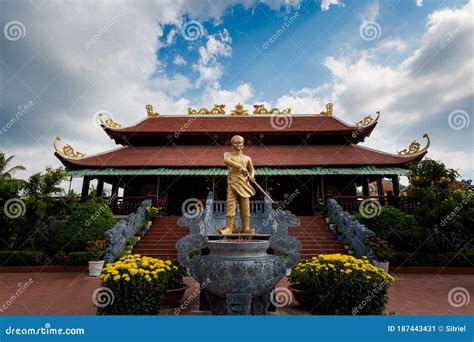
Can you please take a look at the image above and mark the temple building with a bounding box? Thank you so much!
[54,103,429,216]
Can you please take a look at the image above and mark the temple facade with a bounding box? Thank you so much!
[54,103,429,216]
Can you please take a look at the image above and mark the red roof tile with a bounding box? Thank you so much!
[56,144,425,169]
[104,115,372,134]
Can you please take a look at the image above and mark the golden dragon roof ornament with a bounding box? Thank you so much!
[398,133,431,155]
[356,111,380,127]
[53,136,86,158]
[98,113,121,128]
[146,104,160,117]
[188,104,226,115]
[253,104,291,115]
[231,103,248,116]
[319,103,333,116]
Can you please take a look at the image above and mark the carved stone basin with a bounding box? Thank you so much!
[189,238,286,315]
[176,194,302,315]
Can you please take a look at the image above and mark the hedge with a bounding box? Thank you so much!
[0,251,44,266]
[391,251,474,267]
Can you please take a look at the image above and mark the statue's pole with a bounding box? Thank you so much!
[249,177,276,204]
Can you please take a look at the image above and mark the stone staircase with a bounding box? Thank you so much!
[289,215,347,260]
[132,215,346,260]
[132,216,185,260]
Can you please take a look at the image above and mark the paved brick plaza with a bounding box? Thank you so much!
[0,272,472,315]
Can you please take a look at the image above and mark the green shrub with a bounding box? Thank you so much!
[391,251,474,267]
[289,254,395,315]
[357,206,423,252]
[97,255,172,315]
[0,251,44,266]
[53,197,115,253]
[66,252,92,265]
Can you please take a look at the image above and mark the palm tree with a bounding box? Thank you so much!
[0,152,26,180]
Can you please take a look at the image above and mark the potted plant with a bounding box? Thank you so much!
[146,206,159,222]
[288,254,395,314]
[97,254,169,315]
[155,197,167,216]
[161,263,188,307]
[87,240,107,277]
[369,238,395,273]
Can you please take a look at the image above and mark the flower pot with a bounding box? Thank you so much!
[285,268,292,276]
[373,260,389,273]
[88,260,104,277]
[288,284,303,307]
[162,285,188,307]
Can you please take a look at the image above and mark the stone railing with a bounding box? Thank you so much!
[327,198,375,260]
[201,192,279,235]
[104,199,151,263]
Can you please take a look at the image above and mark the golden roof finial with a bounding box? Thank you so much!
[356,111,380,127]
[146,104,160,117]
[253,104,291,115]
[231,103,248,116]
[188,104,226,115]
[319,103,333,116]
[53,136,86,158]
[398,133,430,155]
[98,113,121,128]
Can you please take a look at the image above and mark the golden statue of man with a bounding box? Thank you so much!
[219,135,256,235]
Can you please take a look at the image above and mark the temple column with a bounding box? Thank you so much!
[392,175,400,196]
[81,176,91,199]
[111,178,120,199]
[376,176,385,205]
[362,176,370,197]
[96,177,104,197]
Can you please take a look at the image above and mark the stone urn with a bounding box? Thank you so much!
[189,239,286,315]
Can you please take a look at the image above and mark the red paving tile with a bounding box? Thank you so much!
[0,272,472,315]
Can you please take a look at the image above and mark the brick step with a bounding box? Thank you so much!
[142,234,188,239]
[136,241,178,245]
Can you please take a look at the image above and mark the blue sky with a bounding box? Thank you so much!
[1,0,473,191]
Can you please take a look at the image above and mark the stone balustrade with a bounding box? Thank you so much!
[327,198,375,260]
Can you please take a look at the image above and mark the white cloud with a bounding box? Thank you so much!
[272,0,473,177]
[320,0,343,11]
[193,29,232,87]
[376,38,407,53]
[199,83,254,108]
[416,0,424,7]
[173,54,187,65]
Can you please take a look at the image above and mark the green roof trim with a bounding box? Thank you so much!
[67,166,407,177]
